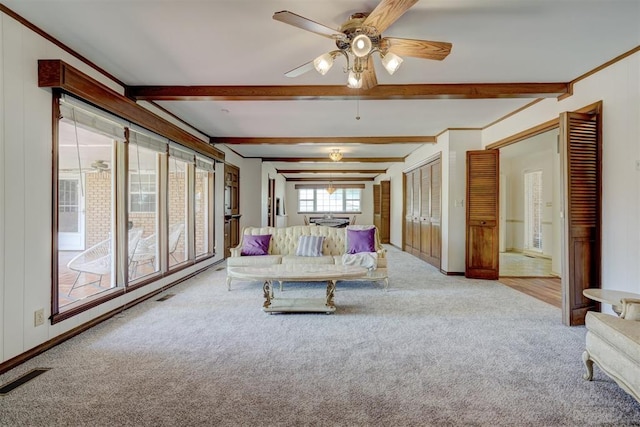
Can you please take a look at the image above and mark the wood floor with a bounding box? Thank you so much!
[498,277,562,308]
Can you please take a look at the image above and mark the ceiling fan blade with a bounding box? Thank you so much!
[273,11,343,39]
[383,37,452,60]
[284,60,316,78]
[362,56,378,90]
[363,0,418,34]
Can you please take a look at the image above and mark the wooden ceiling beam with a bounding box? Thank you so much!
[287,177,375,182]
[277,169,387,174]
[128,83,569,101]
[213,136,435,144]
[262,157,403,163]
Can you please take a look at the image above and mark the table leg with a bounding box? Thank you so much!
[326,280,336,309]
[263,280,272,309]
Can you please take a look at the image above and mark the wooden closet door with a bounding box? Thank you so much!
[561,110,601,326]
[380,180,391,243]
[404,173,413,251]
[373,184,381,231]
[465,150,499,279]
[420,164,432,262]
[429,160,442,269]
[411,170,421,255]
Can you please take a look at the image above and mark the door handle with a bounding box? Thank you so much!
[481,221,486,225]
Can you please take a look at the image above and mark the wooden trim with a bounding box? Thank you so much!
[2,261,225,375]
[559,46,640,100]
[486,118,559,150]
[294,183,366,189]
[290,177,373,182]
[277,169,386,174]
[261,157,403,163]
[51,92,61,319]
[129,83,569,101]
[214,136,436,144]
[38,60,224,162]
[0,5,126,88]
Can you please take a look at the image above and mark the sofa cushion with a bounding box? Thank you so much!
[241,234,271,256]
[296,235,325,257]
[346,228,376,254]
[227,254,282,267]
[586,312,640,365]
[281,255,335,265]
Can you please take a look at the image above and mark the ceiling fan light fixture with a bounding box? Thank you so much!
[381,51,403,75]
[313,52,334,75]
[351,34,372,58]
[347,71,363,89]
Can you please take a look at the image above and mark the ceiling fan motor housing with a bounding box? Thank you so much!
[336,12,382,55]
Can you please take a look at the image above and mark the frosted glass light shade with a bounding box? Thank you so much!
[381,52,403,75]
[313,53,334,75]
[347,71,363,89]
[351,34,372,58]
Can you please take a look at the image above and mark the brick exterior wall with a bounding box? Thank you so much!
[83,170,210,257]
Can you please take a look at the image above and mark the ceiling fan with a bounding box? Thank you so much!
[273,0,452,90]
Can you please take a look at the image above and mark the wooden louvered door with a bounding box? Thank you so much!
[429,160,442,268]
[561,110,601,326]
[411,170,421,256]
[419,164,432,263]
[418,158,441,268]
[373,184,381,231]
[404,173,413,251]
[380,180,390,243]
[466,150,499,279]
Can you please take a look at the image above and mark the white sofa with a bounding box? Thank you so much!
[583,298,640,403]
[226,225,387,289]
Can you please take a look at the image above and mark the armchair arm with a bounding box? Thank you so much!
[621,298,640,320]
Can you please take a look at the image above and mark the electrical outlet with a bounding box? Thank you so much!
[34,309,45,327]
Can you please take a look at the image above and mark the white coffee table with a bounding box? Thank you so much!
[583,288,640,315]
[227,264,369,314]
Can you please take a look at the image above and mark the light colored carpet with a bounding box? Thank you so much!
[1,246,639,426]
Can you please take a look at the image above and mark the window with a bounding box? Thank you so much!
[129,173,156,213]
[56,96,122,309]
[53,94,218,320]
[524,170,543,252]
[297,188,362,213]
[195,157,215,258]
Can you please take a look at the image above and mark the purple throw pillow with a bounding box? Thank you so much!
[346,228,376,254]
[241,234,271,256]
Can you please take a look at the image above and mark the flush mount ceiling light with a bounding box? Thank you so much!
[329,149,343,162]
[273,0,452,90]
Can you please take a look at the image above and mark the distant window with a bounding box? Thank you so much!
[524,170,543,251]
[298,188,361,213]
[130,172,156,213]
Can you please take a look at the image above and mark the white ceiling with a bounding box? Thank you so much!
[4,0,639,178]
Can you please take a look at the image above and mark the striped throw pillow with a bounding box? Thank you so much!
[296,235,325,257]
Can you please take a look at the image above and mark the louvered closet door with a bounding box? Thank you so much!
[561,111,601,326]
[466,150,499,279]
[429,160,442,269]
[404,173,413,251]
[420,164,432,262]
[373,184,381,231]
[412,170,421,256]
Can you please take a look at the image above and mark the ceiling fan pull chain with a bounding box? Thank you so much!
[356,94,361,120]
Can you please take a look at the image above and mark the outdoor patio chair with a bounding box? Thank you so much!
[130,223,185,276]
[66,228,142,295]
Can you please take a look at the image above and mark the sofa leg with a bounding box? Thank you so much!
[226,276,232,291]
[582,350,594,381]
